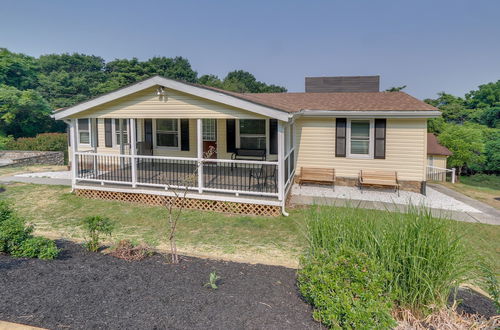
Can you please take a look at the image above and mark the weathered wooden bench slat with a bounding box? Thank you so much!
[298,167,336,188]
[358,170,400,195]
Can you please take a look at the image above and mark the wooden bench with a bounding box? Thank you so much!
[297,167,336,188]
[358,170,400,195]
[232,148,267,161]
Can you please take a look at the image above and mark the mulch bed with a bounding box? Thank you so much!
[0,241,320,329]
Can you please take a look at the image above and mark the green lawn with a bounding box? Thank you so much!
[1,181,499,274]
[440,174,500,210]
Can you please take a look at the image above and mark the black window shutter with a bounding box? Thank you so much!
[374,119,386,159]
[335,118,347,157]
[226,119,236,153]
[269,119,278,155]
[144,119,153,145]
[180,119,190,151]
[104,119,113,147]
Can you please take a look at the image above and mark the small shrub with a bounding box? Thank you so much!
[298,248,396,329]
[0,200,14,223]
[0,216,33,253]
[82,215,115,252]
[0,200,58,259]
[109,239,153,261]
[10,236,59,260]
[204,271,221,290]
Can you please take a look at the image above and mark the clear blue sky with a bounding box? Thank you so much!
[1,0,499,99]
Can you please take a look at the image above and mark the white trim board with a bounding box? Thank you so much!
[53,76,292,122]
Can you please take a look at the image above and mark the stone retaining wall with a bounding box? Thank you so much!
[0,150,64,167]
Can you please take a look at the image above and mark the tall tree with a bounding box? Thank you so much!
[0,85,55,137]
[465,80,500,109]
[385,85,407,92]
[438,124,485,176]
[0,48,38,90]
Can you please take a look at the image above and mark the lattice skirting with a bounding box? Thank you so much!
[74,189,282,216]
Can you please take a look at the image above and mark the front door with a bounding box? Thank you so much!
[202,119,217,158]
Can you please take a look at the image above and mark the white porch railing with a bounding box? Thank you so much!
[74,152,281,198]
[427,165,456,183]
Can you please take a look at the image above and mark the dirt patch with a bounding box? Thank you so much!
[0,241,319,329]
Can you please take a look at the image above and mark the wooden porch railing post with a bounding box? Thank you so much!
[130,118,137,188]
[197,118,203,193]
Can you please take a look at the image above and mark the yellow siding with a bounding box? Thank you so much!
[73,87,266,119]
[428,155,447,168]
[294,118,427,181]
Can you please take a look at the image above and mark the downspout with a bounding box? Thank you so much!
[281,201,289,217]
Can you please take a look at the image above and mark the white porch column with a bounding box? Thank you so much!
[130,118,137,188]
[197,118,203,193]
[277,121,285,201]
[70,119,78,187]
[91,118,98,178]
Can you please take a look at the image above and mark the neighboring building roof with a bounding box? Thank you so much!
[53,76,440,121]
[427,133,452,156]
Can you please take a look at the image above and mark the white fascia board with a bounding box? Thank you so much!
[296,110,441,118]
[53,76,291,121]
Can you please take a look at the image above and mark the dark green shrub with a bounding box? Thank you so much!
[0,199,14,223]
[0,216,33,253]
[4,133,68,163]
[298,248,396,329]
[10,236,59,260]
[4,133,67,152]
[0,200,59,259]
[82,215,115,252]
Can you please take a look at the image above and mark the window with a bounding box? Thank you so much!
[114,119,129,146]
[77,118,90,145]
[239,119,266,149]
[156,119,178,147]
[202,119,216,141]
[347,119,373,158]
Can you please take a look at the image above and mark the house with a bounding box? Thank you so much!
[426,133,453,182]
[427,133,452,168]
[53,75,441,216]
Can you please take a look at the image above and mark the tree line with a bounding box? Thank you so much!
[424,83,499,174]
[0,47,498,174]
[0,48,286,140]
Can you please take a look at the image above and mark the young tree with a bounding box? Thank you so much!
[438,124,485,176]
[163,146,216,263]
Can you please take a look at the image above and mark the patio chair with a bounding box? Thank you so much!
[248,164,276,191]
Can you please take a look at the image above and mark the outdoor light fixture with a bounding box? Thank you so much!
[157,86,165,96]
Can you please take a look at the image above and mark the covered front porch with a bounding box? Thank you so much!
[69,117,296,211]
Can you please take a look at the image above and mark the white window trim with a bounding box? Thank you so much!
[235,119,269,155]
[153,118,181,150]
[111,119,130,148]
[77,118,91,146]
[346,118,374,159]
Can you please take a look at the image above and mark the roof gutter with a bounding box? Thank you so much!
[294,110,441,118]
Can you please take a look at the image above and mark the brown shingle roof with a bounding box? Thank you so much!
[190,83,438,112]
[427,133,452,156]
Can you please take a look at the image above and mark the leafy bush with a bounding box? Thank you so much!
[10,236,59,260]
[82,215,115,252]
[0,200,58,259]
[298,249,396,329]
[0,135,14,150]
[303,205,477,317]
[4,133,68,163]
[0,216,33,253]
[4,132,67,152]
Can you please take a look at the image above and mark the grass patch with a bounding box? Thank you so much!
[0,182,499,273]
[440,175,500,209]
[461,174,500,190]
